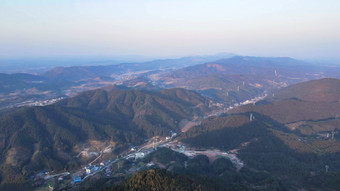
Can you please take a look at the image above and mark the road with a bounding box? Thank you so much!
[89,151,103,165]
[43,172,70,180]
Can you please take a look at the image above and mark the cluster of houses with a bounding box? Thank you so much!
[85,165,100,175]
[34,135,178,189]
[84,160,111,175]
[316,131,336,140]
[297,131,338,143]
[71,159,113,184]
[30,97,64,107]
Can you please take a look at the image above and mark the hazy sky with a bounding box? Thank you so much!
[0,0,339,59]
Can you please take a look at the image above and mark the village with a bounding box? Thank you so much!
[32,129,246,191]
[31,132,177,190]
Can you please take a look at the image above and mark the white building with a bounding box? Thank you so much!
[135,152,145,159]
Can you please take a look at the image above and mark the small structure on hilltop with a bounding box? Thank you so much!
[250,113,255,121]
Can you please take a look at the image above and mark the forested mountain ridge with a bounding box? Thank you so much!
[100,169,213,191]
[0,88,211,190]
[230,78,340,126]
[268,78,340,102]
[178,78,340,190]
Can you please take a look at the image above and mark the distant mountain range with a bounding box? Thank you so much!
[0,73,66,93]
[165,56,310,78]
[41,53,237,81]
[0,73,74,110]
[2,55,340,110]
[0,53,236,109]
[155,56,335,103]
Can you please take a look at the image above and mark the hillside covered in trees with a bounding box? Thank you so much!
[100,169,212,191]
[180,78,340,190]
[85,148,287,191]
[0,88,211,190]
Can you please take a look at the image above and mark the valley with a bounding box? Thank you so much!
[2,56,340,190]
[30,94,258,190]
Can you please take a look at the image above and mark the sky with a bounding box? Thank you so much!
[0,0,340,60]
